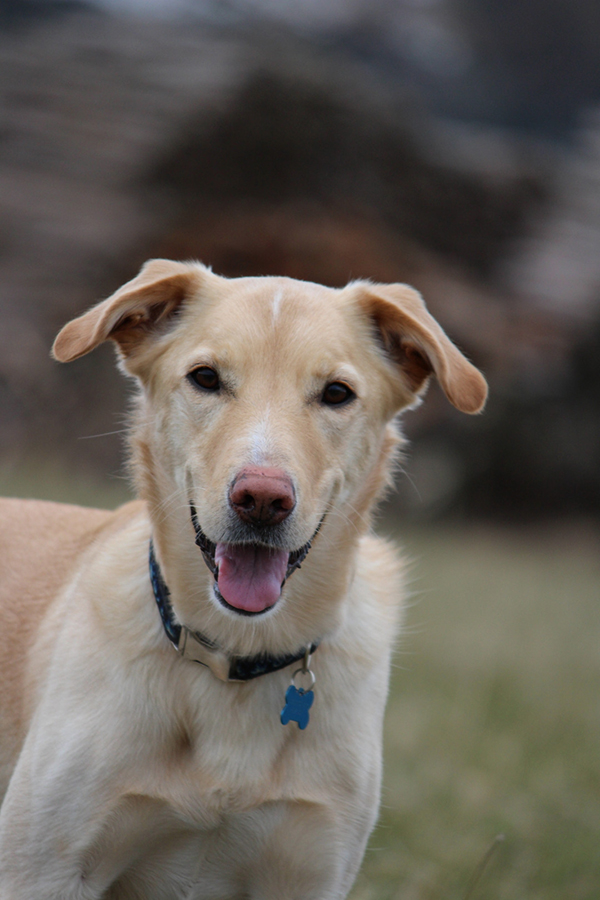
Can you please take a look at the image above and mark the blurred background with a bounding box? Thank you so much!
[0,1,598,897]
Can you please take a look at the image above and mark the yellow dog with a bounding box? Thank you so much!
[0,260,486,899]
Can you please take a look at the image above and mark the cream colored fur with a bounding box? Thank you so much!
[0,261,487,899]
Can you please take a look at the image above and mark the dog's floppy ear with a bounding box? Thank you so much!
[358,283,488,414]
[52,259,202,363]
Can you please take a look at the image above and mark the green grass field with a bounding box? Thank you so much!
[352,522,600,900]
[1,463,599,898]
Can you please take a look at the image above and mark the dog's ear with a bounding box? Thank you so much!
[52,259,202,363]
[358,283,488,414]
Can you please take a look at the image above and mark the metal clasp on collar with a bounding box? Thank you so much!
[291,646,316,692]
[177,626,232,682]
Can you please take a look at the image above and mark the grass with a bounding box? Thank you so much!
[351,522,600,900]
[0,456,132,509]
[1,462,599,898]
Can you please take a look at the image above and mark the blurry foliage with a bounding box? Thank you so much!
[0,0,91,29]
[0,2,598,520]
[394,318,600,521]
[472,321,600,518]
[452,0,600,136]
[148,70,548,280]
[306,0,600,140]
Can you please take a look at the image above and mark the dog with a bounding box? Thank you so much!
[0,260,487,899]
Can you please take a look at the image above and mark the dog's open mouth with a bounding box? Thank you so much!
[190,504,319,616]
[214,543,289,614]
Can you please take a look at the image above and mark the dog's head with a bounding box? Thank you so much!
[54,260,486,636]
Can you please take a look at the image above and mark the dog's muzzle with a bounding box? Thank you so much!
[189,503,323,616]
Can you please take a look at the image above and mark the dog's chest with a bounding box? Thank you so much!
[102,713,322,897]
[107,802,298,900]
[148,677,315,825]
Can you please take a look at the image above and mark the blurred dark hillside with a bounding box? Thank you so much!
[147,70,546,279]
[0,1,599,520]
[0,0,90,28]
[450,0,600,135]
[205,0,600,140]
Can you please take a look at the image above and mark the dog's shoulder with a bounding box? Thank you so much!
[0,498,145,768]
[0,497,146,678]
[0,497,143,583]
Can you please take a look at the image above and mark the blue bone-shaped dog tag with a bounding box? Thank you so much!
[280,684,314,729]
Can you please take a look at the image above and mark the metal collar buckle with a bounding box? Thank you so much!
[177,627,237,682]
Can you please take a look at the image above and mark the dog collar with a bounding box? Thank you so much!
[149,541,318,683]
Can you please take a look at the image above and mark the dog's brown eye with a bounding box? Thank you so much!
[321,382,355,406]
[188,366,220,392]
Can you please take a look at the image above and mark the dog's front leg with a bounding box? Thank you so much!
[0,720,165,900]
[0,764,110,899]
[226,799,375,900]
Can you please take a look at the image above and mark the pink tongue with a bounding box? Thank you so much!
[214,543,289,613]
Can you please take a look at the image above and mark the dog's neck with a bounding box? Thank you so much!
[149,541,318,683]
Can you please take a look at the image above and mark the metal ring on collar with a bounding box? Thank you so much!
[292,667,316,692]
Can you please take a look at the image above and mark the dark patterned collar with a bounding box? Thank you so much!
[149,542,318,683]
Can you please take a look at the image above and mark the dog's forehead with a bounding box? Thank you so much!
[182,275,366,357]
[209,275,341,324]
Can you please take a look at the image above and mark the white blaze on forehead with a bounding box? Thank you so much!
[271,288,284,325]
[248,410,274,464]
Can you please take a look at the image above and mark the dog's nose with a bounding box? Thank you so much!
[229,467,295,526]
